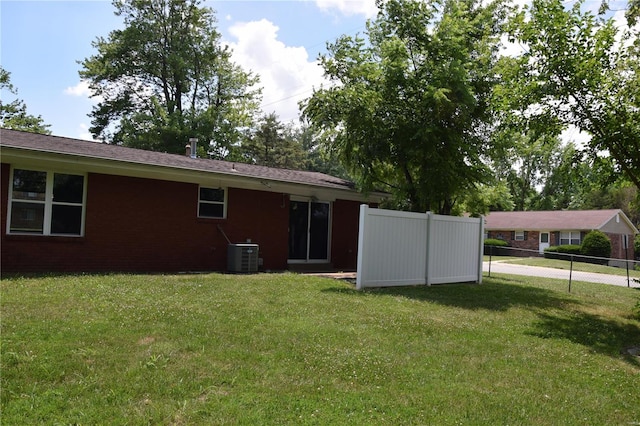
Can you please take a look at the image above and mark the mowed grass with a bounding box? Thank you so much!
[1,272,639,424]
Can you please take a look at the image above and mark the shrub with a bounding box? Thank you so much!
[484,238,508,247]
[543,245,581,260]
[483,238,509,256]
[580,230,611,259]
[548,245,582,254]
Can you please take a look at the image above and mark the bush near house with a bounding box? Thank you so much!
[484,238,508,255]
[484,238,508,247]
[543,245,582,260]
[580,230,612,264]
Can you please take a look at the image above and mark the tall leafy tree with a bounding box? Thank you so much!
[454,182,515,217]
[578,181,639,225]
[297,122,351,179]
[302,0,510,213]
[240,113,307,169]
[490,130,565,211]
[498,0,640,190]
[533,142,592,211]
[80,0,261,155]
[0,67,51,134]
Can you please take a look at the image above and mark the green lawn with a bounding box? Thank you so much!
[2,272,639,424]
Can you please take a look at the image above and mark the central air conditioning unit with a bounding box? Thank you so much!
[227,243,259,273]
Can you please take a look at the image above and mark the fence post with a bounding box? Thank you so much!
[355,204,368,290]
[625,236,630,288]
[425,211,432,286]
[568,255,573,293]
[477,215,484,284]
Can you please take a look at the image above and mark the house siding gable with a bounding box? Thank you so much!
[598,214,637,235]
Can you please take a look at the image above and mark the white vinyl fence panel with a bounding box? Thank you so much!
[427,214,483,284]
[356,205,484,289]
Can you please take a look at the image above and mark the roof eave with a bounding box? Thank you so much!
[1,145,385,204]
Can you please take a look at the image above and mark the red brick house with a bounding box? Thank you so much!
[485,210,638,260]
[1,129,384,273]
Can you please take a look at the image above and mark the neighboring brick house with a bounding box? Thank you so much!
[484,210,638,260]
[1,129,384,273]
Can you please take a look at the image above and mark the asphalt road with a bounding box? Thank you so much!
[483,260,639,288]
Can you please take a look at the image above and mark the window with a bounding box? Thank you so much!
[560,231,581,245]
[515,231,525,241]
[8,168,86,236]
[198,187,226,218]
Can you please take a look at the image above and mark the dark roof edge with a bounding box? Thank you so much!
[0,129,387,200]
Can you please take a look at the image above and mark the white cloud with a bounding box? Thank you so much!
[226,19,328,123]
[64,80,92,97]
[315,0,378,18]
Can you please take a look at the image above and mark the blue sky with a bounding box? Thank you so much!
[1,0,375,140]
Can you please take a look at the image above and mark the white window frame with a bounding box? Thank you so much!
[559,231,581,245]
[514,230,525,241]
[197,186,227,219]
[7,167,87,236]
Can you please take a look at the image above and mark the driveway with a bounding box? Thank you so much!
[483,260,639,288]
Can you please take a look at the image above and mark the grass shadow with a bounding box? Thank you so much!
[323,276,578,312]
[529,311,640,367]
[323,277,640,366]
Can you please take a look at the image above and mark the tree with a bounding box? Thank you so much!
[297,122,351,179]
[489,130,564,211]
[578,181,639,226]
[302,0,510,214]
[80,0,261,155]
[240,113,307,169]
[533,143,593,211]
[0,67,51,134]
[454,182,514,217]
[498,0,640,190]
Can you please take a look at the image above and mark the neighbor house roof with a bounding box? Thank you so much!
[0,129,383,202]
[485,210,638,233]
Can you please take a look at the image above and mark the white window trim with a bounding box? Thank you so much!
[559,231,581,245]
[7,167,87,237]
[514,230,525,241]
[197,186,227,219]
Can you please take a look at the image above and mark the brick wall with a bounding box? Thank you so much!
[487,230,542,254]
[607,233,635,260]
[2,165,367,273]
[2,168,289,273]
[331,200,361,270]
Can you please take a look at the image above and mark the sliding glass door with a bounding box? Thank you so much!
[288,200,330,262]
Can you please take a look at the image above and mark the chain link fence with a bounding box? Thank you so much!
[483,245,640,291]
